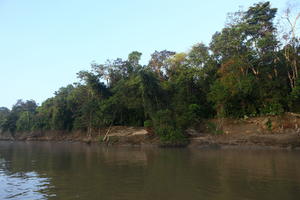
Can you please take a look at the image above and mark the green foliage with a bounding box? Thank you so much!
[265,119,272,131]
[260,101,284,116]
[16,111,35,132]
[152,109,187,144]
[206,121,223,135]
[143,120,152,128]
[0,107,10,129]
[1,100,37,135]
[289,78,300,112]
[1,2,299,144]
[208,75,259,118]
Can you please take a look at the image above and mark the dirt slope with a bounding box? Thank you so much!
[1,113,300,148]
[189,113,300,149]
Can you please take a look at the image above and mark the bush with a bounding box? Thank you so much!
[207,121,223,135]
[260,101,284,116]
[265,119,272,131]
[289,79,300,113]
[152,109,188,145]
[143,120,152,128]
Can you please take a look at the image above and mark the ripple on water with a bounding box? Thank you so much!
[0,170,53,200]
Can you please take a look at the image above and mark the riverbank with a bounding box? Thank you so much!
[1,113,300,149]
[189,113,300,149]
[0,126,157,145]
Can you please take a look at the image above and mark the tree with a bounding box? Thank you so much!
[0,107,10,131]
[2,100,37,136]
[281,5,300,89]
[148,50,176,79]
[209,2,285,117]
[76,70,110,135]
[2,1,300,144]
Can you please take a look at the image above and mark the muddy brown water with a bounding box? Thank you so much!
[0,141,300,200]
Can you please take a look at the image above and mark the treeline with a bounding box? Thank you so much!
[0,2,299,143]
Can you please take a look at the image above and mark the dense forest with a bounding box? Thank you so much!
[0,2,299,144]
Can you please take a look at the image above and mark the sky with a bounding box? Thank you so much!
[0,0,290,108]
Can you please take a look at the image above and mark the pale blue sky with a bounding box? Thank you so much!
[0,0,287,108]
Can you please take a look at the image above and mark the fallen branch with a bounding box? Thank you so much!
[103,124,113,142]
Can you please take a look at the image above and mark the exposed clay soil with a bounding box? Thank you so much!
[0,126,158,145]
[1,113,300,148]
[188,113,300,149]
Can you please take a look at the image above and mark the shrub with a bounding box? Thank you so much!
[265,119,272,131]
[152,109,188,145]
[207,121,223,135]
[143,120,152,128]
[260,101,284,116]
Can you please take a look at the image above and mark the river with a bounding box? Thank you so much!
[0,141,300,200]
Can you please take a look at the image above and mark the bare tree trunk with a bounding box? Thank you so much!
[283,8,300,89]
[103,124,113,142]
[288,72,294,89]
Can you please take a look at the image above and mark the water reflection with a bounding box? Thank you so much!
[0,142,300,200]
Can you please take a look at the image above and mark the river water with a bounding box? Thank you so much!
[0,141,300,200]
